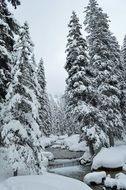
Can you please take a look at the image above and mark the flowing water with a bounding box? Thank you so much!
[46,147,124,190]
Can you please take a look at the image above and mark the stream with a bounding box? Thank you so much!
[46,147,125,190]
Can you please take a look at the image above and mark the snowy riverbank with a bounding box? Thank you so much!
[92,145,126,170]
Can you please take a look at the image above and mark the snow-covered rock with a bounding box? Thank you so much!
[123,164,126,171]
[104,173,126,190]
[0,173,92,190]
[80,150,91,164]
[92,146,126,170]
[84,171,106,185]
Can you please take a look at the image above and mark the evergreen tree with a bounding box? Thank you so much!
[122,35,126,65]
[65,11,90,135]
[121,35,126,128]
[0,0,19,103]
[7,0,20,8]
[37,58,52,136]
[83,0,124,154]
[1,22,47,175]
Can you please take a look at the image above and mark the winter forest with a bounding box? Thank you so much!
[0,0,126,189]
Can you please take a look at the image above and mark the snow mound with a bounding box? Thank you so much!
[0,173,92,190]
[80,150,91,164]
[104,173,126,190]
[41,135,58,148]
[123,164,126,171]
[62,134,87,152]
[58,134,68,140]
[92,146,126,170]
[84,171,106,185]
[51,134,87,152]
[43,151,54,161]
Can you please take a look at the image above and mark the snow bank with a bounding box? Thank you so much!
[80,150,91,164]
[58,134,68,140]
[0,148,37,182]
[84,171,106,185]
[41,135,58,148]
[0,173,92,190]
[53,134,86,151]
[92,145,126,170]
[42,134,87,152]
[104,173,126,190]
[43,151,54,161]
[63,135,85,151]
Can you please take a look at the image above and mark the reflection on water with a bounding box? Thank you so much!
[49,163,91,181]
[46,147,84,159]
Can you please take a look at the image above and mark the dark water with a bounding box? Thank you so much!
[46,147,84,159]
[46,147,124,190]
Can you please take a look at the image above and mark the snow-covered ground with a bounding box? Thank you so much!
[0,148,43,182]
[41,134,59,148]
[40,134,88,154]
[0,173,92,190]
[0,146,52,183]
[92,145,126,170]
[0,145,92,190]
[50,134,87,152]
[1,133,126,190]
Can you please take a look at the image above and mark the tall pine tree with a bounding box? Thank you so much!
[7,0,20,8]
[37,58,52,136]
[83,0,124,154]
[122,35,126,65]
[65,11,90,135]
[1,22,47,175]
[121,35,126,129]
[0,0,19,103]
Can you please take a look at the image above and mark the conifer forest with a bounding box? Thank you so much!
[0,0,126,189]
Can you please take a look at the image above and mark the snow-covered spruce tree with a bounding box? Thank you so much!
[7,0,20,8]
[1,22,47,176]
[122,35,126,65]
[65,11,91,136]
[84,0,124,152]
[0,0,19,103]
[37,58,52,136]
[121,35,126,128]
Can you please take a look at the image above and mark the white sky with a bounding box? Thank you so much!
[10,0,126,95]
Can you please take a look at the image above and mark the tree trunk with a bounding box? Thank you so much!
[88,140,95,156]
[108,128,114,147]
[13,168,18,176]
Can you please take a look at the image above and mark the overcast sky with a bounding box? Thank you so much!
[10,0,126,95]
